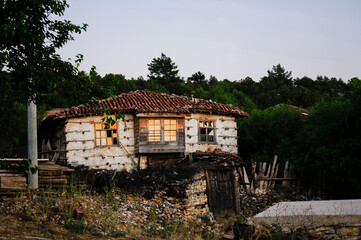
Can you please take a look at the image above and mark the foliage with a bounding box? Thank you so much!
[0,158,38,174]
[238,78,361,198]
[0,0,87,100]
[0,0,87,156]
[147,53,183,94]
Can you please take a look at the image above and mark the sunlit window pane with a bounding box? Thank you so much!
[95,123,118,147]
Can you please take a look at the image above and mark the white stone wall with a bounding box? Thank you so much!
[185,113,238,154]
[63,113,238,170]
[65,114,137,171]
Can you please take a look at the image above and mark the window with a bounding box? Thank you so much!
[199,121,215,143]
[164,119,177,141]
[148,119,161,142]
[146,119,177,142]
[94,123,118,146]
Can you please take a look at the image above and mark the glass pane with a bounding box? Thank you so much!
[209,122,214,127]
[96,131,100,138]
[200,135,206,142]
[164,119,170,125]
[96,139,100,146]
[164,135,170,141]
[113,138,118,144]
[107,130,112,137]
[208,135,214,142]
[95,123,102,130]
[164,130,170,136]
[171,135,176,141]
[208,129,214,135]
[154,120,160,125]
[155,125,161,130]
[200,121,205,127]
[200,128,206,134]
[101,131,106,138]
[111,124,117,129]
[107,138,112,145]
[113,132,117,138]
[171,131,176,136]
[154,136,161,141]
[149,119,154,125]
[101,139,106,146]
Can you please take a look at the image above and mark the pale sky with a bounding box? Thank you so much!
[57,0,361,82]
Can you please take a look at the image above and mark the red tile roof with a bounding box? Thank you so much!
[45,90,249,120]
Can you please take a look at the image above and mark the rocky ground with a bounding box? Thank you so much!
[0,188,229,239]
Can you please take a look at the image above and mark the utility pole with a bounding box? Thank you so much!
[28,99,38,188]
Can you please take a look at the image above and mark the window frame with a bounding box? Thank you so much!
[94,122,119,147]
[146,118,178,143]
[199,120,216,144]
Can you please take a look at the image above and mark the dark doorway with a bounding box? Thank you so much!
[205,169,239,213]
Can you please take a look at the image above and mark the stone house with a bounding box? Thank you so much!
[40,90,248,171]
[40,90,249,214]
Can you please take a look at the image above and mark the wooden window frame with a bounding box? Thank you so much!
[94,122,119,147]
[199,120,216,144]
[147,118,178,143]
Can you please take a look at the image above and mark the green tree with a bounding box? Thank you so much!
[147,53,183,94]
[0,0,87,101]
[257,64,295,108]
[238,106,304,164]
[187,71,206,84]
[0,0,87,156]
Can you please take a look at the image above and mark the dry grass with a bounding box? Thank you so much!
[0,185,228,239]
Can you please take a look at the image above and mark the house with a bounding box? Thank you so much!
[40,90,249,171]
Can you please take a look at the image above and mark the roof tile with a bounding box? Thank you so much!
[46,90,249,120]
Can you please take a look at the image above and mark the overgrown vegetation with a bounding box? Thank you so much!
[0,178,226,239]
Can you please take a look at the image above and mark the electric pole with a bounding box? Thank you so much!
[28,99,38,188]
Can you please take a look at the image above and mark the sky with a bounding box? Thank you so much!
[57,0,361,82]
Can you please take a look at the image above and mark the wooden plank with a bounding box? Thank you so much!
[0,176,26,189]
[271,164,279,189]
[267,155,278,190]
[38,175,68,179]
[38,170,63,176]
[0,173,26,177]
[282,161,289,188]
[242,167,250,190]
[39,178,67,184]
[1,158,49,162]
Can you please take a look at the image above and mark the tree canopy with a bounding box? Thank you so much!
[147,53,183,93]
[0,0,87,155]
[0,0,87,102]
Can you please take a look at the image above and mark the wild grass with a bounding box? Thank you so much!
[0,175,225,239]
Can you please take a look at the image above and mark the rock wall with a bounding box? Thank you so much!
[65,114,137,171]
[183,172,209,220]
[309,224,361,239]
[185,114,238,154]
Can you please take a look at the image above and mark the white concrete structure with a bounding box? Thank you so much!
[253,199,361,228]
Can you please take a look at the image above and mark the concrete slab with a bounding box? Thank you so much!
[252,199,361,228]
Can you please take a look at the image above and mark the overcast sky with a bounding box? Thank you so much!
[57,0,361,82]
